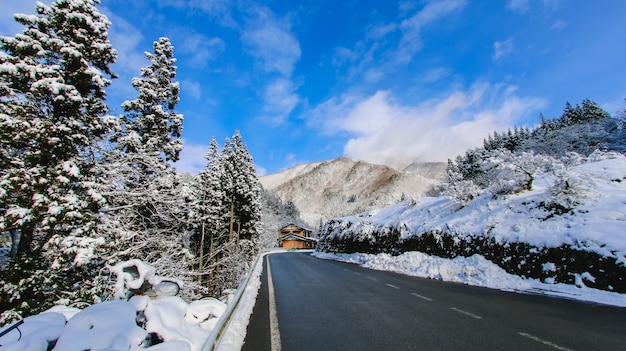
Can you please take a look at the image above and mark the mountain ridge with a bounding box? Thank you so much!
[259,157,446,226]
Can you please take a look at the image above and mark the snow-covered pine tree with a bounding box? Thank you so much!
[207,131,262,295]
[581,98,611,122]
[97,37,198,299]
[192,138,230,293]
[225,131,262,242]
[118,37,182,163]
[0,0,117,319]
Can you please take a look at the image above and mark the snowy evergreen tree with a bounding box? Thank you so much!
[191,138,230,293]
[222,131,262,243]
[117,37,182,163]
[0,0,116,256]
[0,0,118,319]
[95,36,201,300]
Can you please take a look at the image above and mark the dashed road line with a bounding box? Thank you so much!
[267,259,282,351]
[411,292,433,301]
[354,272,362,276]
[450,307,482,319]
[518,332,574,351]
[366,276,378,281]
[386,283,400,289]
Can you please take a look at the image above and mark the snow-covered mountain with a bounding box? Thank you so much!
[259,157,446,227]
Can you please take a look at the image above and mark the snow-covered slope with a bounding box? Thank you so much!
[259,157,445,226]
[318,154,626,293]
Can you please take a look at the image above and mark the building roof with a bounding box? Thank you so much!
[277,232,318,243]
[279,223,315,232]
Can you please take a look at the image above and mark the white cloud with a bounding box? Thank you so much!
[158,0,237,28]
[305,84,546,169]
[506,0,530,13]
[421,67,452,83]
[177,33,225,67]
[394,0,467,64]
[106,12,146,75]
[331,0,466,81]
[551,20,567,30]
[181,80,202,100]
[261,78,300,126]
[241,6,301,77]
[493,38,515,61]
[506,0,561,13]
[240,5,302,127]
[173,140,211,174]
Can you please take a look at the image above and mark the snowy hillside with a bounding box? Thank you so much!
[318,154,626,294]
[260,157,445,226]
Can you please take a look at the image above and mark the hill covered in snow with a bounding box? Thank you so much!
[260,157,445,226]
[317,153,626,294]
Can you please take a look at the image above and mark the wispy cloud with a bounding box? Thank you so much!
[181,79,202,100]
[506,0,561,13]
[551,19,567,30]
[493,38,515,61]
[158,0,237,28]
[177,33,225,67]
[331,0,466,82]
[394,0,467,65]
[305,84,546,169]
[241,4,302,127]
[173,140,211,174]
[241,6,301,77]
[261,78,300,126]
[506,0,530,13]
[421,67,452,83]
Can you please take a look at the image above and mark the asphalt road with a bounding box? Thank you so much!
[242,252,626,351]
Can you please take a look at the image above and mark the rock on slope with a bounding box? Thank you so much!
[259,157,445,226]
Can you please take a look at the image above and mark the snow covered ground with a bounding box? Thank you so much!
[312,251,626,308]
[321,155,626,260]
[0,260,228,351]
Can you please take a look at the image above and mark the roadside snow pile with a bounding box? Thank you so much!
[312,251,626,307]
[317,155,626,293]
[0,260,226,351]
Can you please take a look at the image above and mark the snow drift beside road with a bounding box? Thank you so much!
[312,251,626,307]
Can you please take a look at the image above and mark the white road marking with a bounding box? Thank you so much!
[450,307,482,319]
[386,283,400,289]
[267,259,282,351]
[411,292,433,301]
[366,276,378,281]
[518,332,574,351]
[354,272,362,276]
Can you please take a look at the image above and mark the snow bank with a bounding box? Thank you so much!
[0,260,227,351]
[312,251,626,307]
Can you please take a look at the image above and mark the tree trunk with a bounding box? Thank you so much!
[16,222,35,256]
[198,222,205,285]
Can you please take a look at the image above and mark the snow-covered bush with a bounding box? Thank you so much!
[0,261,227,351]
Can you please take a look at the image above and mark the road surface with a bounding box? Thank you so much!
[242,252,626,351]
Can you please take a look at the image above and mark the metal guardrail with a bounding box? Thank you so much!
[201,249,273,351]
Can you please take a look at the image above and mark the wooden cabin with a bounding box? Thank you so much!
[277,224,317,250]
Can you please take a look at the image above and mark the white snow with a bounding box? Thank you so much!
[314,155,626,308]
[322,156,626,260]
[2,157,624,349]
[0,260,227,351]
[312,251,626,307]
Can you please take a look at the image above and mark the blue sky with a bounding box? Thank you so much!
[1,0,625,175]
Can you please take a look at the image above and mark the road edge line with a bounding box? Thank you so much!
[267,258,282,351]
